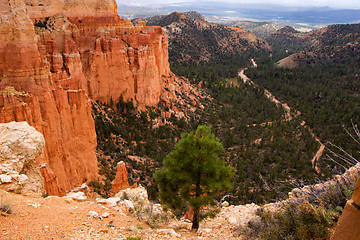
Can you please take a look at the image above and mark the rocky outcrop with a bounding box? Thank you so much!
[0,0,170,195]
[0,121,45,194]
[111,161,136,195]
[353,177,360,206]
[287,163,360,203]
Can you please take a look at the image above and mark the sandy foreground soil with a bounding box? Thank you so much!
[0,190,251,240]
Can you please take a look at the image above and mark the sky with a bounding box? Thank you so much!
[117,0,360,9]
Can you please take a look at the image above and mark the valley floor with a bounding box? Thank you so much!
[239,66,324,173]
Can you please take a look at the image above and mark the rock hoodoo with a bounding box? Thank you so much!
[0,0,170,195]
[111,161,137,196]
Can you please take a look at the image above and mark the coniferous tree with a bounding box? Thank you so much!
[155,125,235,229]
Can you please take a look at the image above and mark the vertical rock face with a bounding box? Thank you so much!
[0,0,98,195]
[27,0,170,107]
[69,17,170,106]
[0,0,170,195]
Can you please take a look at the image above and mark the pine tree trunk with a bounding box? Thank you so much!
[192,207,200,230]
[192,177,201,230]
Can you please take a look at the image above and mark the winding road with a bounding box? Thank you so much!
[239,60,324,173]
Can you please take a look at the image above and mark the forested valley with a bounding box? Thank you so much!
[93,21,360,207]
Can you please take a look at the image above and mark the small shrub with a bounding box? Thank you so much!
[242,201,334,240]
[34,17,50,29]
[106,223,115,228]
[130,200,171,227]
[119,191,129,201]
[1,196,12,215]
[123,237,142,240]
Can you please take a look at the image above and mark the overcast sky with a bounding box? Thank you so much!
[118,0,360,9]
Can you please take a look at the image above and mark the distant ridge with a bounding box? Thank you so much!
[139,11,271,63]
[268,23,360,68]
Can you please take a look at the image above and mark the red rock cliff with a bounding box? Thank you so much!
[27,0,170,107]
[0,0,170,195]
[0,0,99,195]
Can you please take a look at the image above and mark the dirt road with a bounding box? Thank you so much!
[239,63,323,173]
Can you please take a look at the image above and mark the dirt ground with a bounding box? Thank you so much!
[0,190,245,240]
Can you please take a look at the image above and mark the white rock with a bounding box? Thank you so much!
[28,203,41,208]
[152,203,163,215]
[0,174,12,183]
[88,210,102,219]
[96,198,106,204]
[116,185,149,203]
[0,121,45,193]
[221,201,229,207]
[101,212,110,218]
[105,197,120,207]
[197,228,212,235]
[228,217,238,225]
[121,199,134,211]
[156,229,180,237]
[16,174,29,184]
[66,191,87,201]
[72,183,88,192]
[97,197,121,207]
[0,164,12,173]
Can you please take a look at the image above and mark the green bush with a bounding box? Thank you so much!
[123,237,142,240]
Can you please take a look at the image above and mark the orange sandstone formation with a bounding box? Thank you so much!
[331,177,360,240]
[111,161,136,195]
[0,0,98,195]
[0,0,170,195]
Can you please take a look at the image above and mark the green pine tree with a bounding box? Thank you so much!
[155,125,235,229]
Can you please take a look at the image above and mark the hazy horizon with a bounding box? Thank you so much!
[117,0,360,10]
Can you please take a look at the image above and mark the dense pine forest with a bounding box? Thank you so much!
[171,54,321,203]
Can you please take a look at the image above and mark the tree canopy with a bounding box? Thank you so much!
[155,125,235,229]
